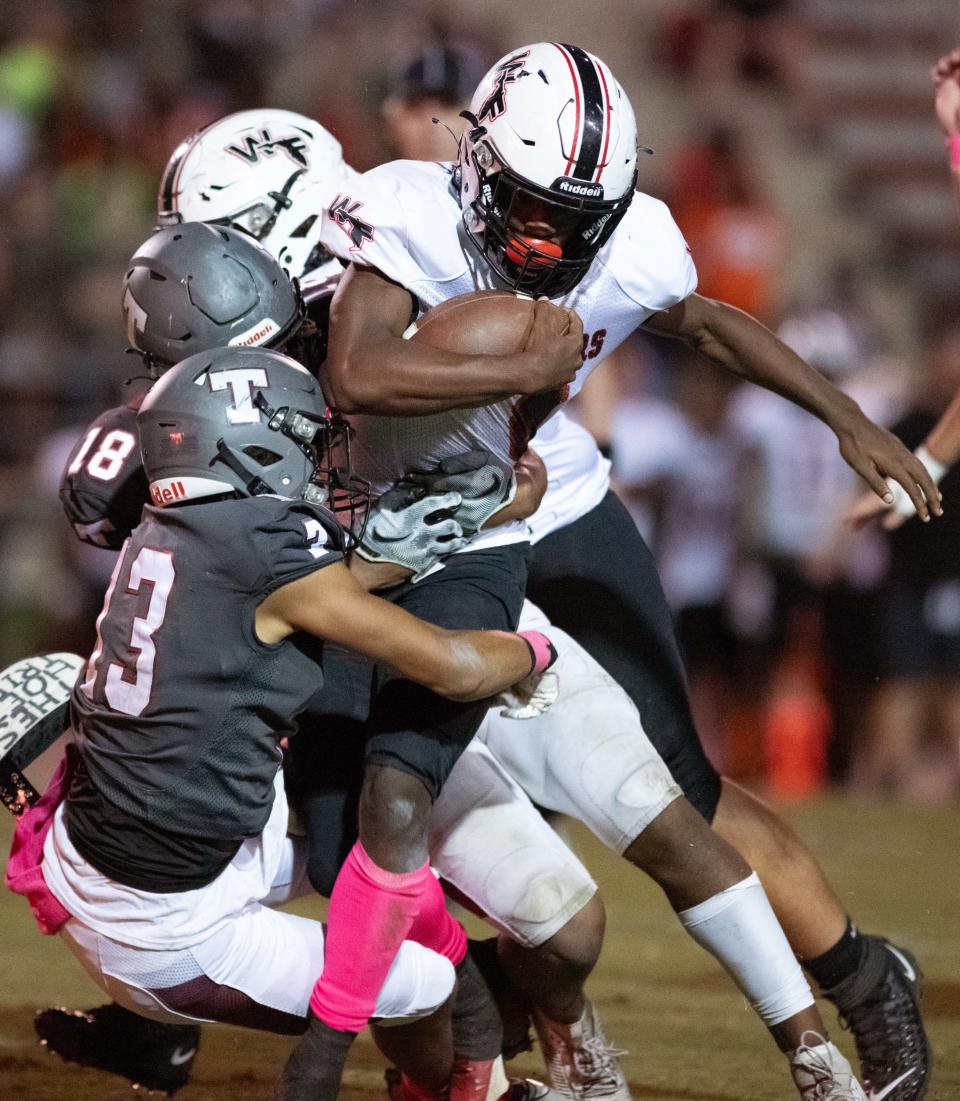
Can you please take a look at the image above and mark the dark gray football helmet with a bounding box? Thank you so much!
[138,347,367,524]
[121,222,303,371]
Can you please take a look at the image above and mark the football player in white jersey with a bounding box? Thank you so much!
[36,110,862,1101]
[302,43,932,1101]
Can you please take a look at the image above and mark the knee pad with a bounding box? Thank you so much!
[430,741,597,948]
[373,942,456,1023]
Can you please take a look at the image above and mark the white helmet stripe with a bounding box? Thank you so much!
[594,60,613,183]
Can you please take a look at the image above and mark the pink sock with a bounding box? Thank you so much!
[407,870,467,965]
[310,842,463,1031]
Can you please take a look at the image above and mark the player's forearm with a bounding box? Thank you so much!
[322,340,529,416]
[660,295,865,433]
[482,448,547,528]
[924,387,960,468]
[335,616,535,702]
[347,555,413,591]
[418,630,537,701]
[268,566,539,701]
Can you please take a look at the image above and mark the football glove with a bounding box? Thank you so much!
[497,671,560,720]
[356,486,469,580]
[404,449,516,534]
[0,653,82,816]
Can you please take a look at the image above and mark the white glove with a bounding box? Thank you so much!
[496,670,560,720]
[357,486,469,578]
[405,449,516,534]
[886,445,948,519]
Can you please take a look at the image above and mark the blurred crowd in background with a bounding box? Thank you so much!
[1,0,959,803]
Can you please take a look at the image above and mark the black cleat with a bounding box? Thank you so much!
[820,937,930,1101]
[35,1002,200,1095]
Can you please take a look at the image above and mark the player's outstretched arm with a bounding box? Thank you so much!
[644,292,943,521]
[848,388,960,530]
[256,560,549,701]
[322,264,581,415]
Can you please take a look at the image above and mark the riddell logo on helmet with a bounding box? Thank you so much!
[149,475,235,506]
[228,319,279,347]
[151,479,187,506]
[552,178,604,199]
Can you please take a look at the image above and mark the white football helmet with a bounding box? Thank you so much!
[458,43,638,298]
[157,109,355,282]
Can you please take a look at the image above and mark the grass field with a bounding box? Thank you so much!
[0,794,957,1100]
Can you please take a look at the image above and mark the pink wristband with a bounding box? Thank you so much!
[518,629,556,675]
[947,135,960,171]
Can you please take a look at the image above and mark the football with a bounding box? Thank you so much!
[405,290,538,355]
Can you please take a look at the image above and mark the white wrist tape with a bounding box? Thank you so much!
[887,445,948,519]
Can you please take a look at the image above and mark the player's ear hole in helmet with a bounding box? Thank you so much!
[138,347,369,547]
[457,43,640,298]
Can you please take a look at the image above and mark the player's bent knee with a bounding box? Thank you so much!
[372,941,456,1024]
[360,766,433,850]
[544,892,605,975]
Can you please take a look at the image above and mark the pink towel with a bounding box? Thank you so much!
[5,747,74,934]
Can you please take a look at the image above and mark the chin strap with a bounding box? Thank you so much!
[214,438,275,497]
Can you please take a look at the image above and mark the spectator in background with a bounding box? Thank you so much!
[857,323,960,801]
[381,37,490,162]
[668,125,786,324]
[660,1,812,118]
[726,306,878,792]
[612,354,742,770]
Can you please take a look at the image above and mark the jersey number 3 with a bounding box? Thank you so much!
[81,546,176,717]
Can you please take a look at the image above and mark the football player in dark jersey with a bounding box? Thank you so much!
[15,346,557,1101]
[45,216,550,1095]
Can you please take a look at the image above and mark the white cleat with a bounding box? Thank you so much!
[532,1000,631,1101]
[501,1079,570,1101]
[790,1032,869,1100]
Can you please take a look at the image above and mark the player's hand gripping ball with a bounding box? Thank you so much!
[406,289,583,395]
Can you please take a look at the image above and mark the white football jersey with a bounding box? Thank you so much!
[320,160,696,544]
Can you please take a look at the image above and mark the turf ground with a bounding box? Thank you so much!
[0,794,957,1101]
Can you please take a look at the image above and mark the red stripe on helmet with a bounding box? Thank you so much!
[552,43,582,178]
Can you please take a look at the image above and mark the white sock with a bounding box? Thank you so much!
[487,1056,509,1101]
[679,872,813,1026]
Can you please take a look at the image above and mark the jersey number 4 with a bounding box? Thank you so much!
[68,427,137,483]
[81,545,176,717]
